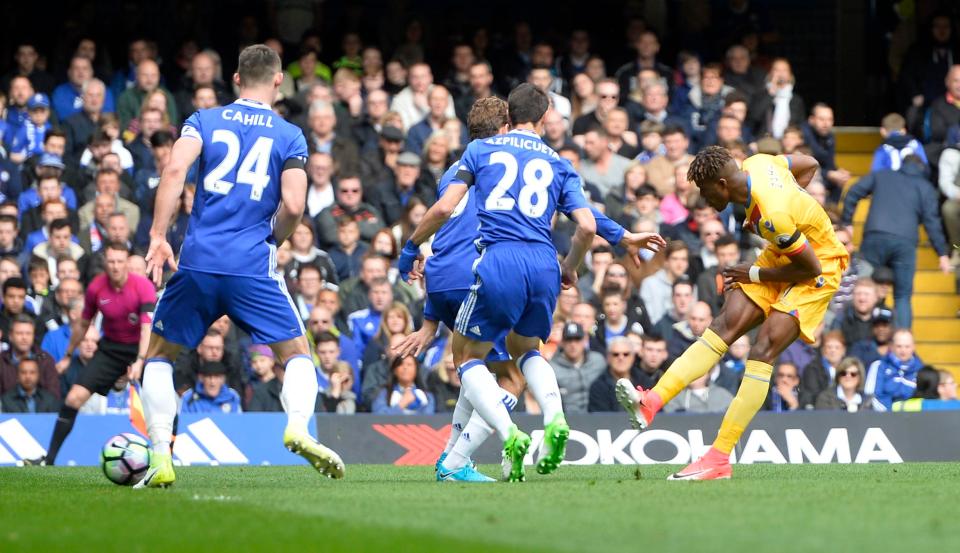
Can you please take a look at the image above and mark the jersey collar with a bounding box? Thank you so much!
[509,129,540,139]
[233,98,272,111]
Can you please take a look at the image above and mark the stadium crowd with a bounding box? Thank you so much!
[0,4,958,418]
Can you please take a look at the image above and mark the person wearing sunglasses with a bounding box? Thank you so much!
[766,362,801,412]
[814,357,872,412]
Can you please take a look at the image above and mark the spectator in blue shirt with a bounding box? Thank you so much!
[52,56,117,122]
[348,277,392,353]
[179,361,243,414]
[871,113,928,172]
[371,354,435,414]
[328,216,368,281]
[7,93,53,164]
[865,329,924,411]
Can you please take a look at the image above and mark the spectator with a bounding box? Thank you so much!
[723,45,766,102]
[306,100,359,176]
[641,240,693,325]
[287,219,338,286]
[0,358,58,413]
[173,329,245,396]
[614,30,672,97]
[116,60,177,129]
[360,124,404,186]
[247,356,284,412]
[32,219,85,278]
[78,193,116,255]
[528,66,571,122]
[645,125,694,198]
[572,78,621,137]
[603,108,639,159]
[569,301,603,354]
[749,58,805,139]
[663,367,734,414]
[443,43,475,100]
[841,155,951,327]
[542,108,574,152]
[780,125,804,154]
[634,334,669,389]
[0,215,23,261]
[865,329,924,411]
[405,85,465,155]
[766,361,801,412]
[39,294,82,362]
[371,354,435,414]
[361,301,413,370]
[426,351,460,413]
[913,64,960,160]
[78,168,140,232]
[315,332,357,414]
[651,278,694,344]
[52,56,116,121]
[179,361,243,414]
[826,226,873,326]
[682,63,734,148]
[815,357,873,412]
[305,152,336,218]
[802,103,850,200]
[938,137,960,266]
[347,277,393,352]
[627,81,687,134]
[328,217,368,282]
[551,322,607,413]
[849,308,894,369]
[666,301,712,360]
[871,113,928,172]
[366,151,436,226]
[595,287,645,350]
[2,43,54,95]
[570,73,598,121]
[292,264,327,325]
[579,129,631,197]
[19,169,79,237]
[313,175,383,249]
[5,93,52,164]
[390,63,455,131]
[454,61,498,123]
[353,90,391,153]
[0,314,58,399]
[831,279,881,346]
[898,13,957,110]
[247,344,276,396]
[697,234,739,315]
[799,330,847,409]
[588,336,640,412]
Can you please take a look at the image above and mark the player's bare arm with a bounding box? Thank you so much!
[561,206,597,288]
[393,318,438,358]
[723,245,822,287]
[618,231,667,267]
[274,167,308,244]
[784,153,820,188]
[145,136,201,284]
[409,184,468,246]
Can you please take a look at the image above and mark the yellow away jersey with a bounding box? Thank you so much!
[741,154,848,261]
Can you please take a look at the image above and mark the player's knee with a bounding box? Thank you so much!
[65,386,91,409]
[749,337,778,365]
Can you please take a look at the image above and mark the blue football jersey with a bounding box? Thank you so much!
[424,161,480,294]
[177,98,308,276]
[429,153,625,294]
[453,129,590,249]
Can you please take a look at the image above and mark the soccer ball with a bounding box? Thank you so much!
[100,433,151,486]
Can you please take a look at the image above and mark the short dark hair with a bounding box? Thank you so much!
[715,234,739,250]
[44,129,66,144]
[672,276,693,293]
[104,240,130,255]
[507,83,550,126]
[49,218,72,233]
[150,131,175,149]
[600,284,624,300]
[237,44,281,87]
[0,214,17,228]
[3,277,28,295]
[636,184,658,199]
[664,240,689,258]
[315,332,338,346]
[688,145,733,187]
[662,124,687,138]
[10,313,34,329]
[641,334,666,346]
[591,245,614,256]
[557,145,581,160]
[467,97,508,140]
[724,92,748,107]
[89,129,111,146]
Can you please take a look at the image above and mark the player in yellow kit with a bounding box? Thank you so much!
[616,146,849,480]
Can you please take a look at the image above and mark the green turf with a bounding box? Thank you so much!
[2,464,959,552]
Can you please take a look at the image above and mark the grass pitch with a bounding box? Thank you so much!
[2,463,958,552]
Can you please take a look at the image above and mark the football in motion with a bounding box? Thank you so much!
[100,433,151,486]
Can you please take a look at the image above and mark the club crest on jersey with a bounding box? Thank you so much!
[814,276,826,288]
[763,220,776,234]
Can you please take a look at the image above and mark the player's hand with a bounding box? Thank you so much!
[398,240,421,283]
[560,262,579,290]
[619,231,667,268]
[55,356,71,375]
[408,256,427,281]
[399,387,416,408]
[144,236,178,287]
[722,263,753,287]
[127,358,144,381]
[393,328,433,358]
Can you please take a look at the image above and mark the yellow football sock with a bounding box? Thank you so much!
[713,360,773,454]
[651,328,729,404]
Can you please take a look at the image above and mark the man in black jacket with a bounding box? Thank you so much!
[841,155,951,328]
[1,358,58,412]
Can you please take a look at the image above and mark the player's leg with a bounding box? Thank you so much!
[670,310,799,481]
[618,288,766,429]
[224,274,344,478]
[40,340,134,465]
